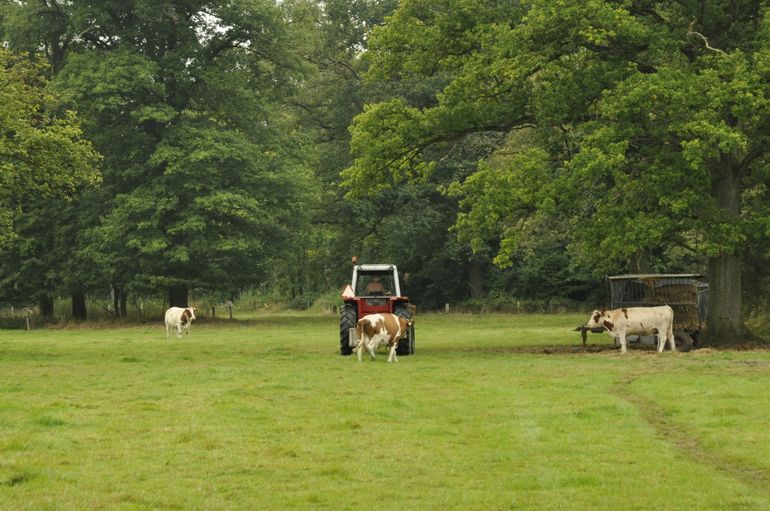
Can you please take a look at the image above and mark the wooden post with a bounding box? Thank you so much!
[445,303,450,313]
[25,307,33,331]
[211,306,216,318]
[225,300,233,319]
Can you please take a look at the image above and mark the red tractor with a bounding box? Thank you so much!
[339,261,415,356]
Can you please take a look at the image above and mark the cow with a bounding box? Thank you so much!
[165,306,197,339]
[585,305,674,353]
[353,313,413,363]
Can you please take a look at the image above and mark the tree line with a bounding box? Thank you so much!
[1,0,769,345]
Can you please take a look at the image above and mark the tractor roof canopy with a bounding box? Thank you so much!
[356,264,397,273]
[352,264,402,297]
[608,274,704,280]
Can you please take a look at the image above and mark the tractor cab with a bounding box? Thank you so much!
[350,264,401,311]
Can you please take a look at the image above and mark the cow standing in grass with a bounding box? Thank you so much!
[354,313,412,363]
[165,306,197,339]
[585,305,674,353]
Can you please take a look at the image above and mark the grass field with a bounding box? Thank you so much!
[1,312,769,510]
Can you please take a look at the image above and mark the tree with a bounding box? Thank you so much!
[285,0,403,297]
[0,48,100,315]
[291,0,512,307]
[345,0,770,343]
[4,0,318,308]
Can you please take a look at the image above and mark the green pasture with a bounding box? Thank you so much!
[1,313,769,510]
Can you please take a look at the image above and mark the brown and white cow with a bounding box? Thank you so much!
[165,306,197,339]
[585,305,674,353]
[354,313,413,363]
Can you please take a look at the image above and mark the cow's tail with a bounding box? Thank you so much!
[353,320,364,358]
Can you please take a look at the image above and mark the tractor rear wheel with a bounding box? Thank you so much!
[394,304,414,355]
[340,303,356,355]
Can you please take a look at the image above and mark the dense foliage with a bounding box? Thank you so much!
[0,49,99,249]
[0,48,100,315]
[1,1,769,342]
[1,0,316,314]
[345,0,770,343]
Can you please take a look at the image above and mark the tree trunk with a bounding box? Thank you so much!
[111,286,122,318]
[119,292,127,318]
[706,253,746,344]
[169,285,188,308]
[39,296,54,320]
[71,290,87,321]
[704,160,756,345]
[467,260,485,299]
[629,250,653,273]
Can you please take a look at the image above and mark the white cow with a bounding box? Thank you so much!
[585,305,674,353]
[354,313,412,363]
[165,306,197,339]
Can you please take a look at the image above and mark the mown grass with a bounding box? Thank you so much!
[1,312,769,510]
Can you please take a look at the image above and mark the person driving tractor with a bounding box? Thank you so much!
[364,277,386,295]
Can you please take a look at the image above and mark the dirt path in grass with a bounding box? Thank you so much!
[612,373,770,493]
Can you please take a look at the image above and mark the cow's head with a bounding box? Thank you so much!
[585,309,608,329]
[182,306,197,324]
[398,317,413,338]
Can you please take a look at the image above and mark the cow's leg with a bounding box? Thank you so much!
[177,325,183,338]
[166,323,170,338]
[367,340,377,360]
[387,342,398,363]
[660,332,675,352]
[355,338,364,362]
[619,333,628,354]
[667,324,675,352]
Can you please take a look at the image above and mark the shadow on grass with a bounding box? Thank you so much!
[418,343,621,355]
[419,343,770,356]
[0,471,36,487]
[195,316,335,327]
[0,314,336,330]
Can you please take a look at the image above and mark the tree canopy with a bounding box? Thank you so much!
[345,0,770,343]
[0,48,100,249]
[2,0,770,339]
[2,0,318,311]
